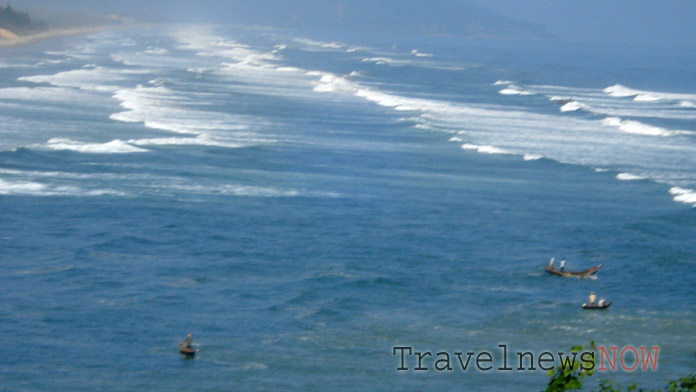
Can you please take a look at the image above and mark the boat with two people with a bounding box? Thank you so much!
[544,258,602,278]
[582,292,611,309]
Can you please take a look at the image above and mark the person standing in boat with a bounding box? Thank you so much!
[589,292,596,305]
[560,258,566,272]
[549,257,555,269]
[183,333,193,348]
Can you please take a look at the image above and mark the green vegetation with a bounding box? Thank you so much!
[0,4,44,34]
[595,375,696,392]
[545,343,596,391]
[545,343,695,392]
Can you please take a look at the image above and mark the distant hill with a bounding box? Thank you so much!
[0,4,44,34]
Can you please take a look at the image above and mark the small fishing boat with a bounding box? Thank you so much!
[179,343,196,357]
[582,302,611,310]
[544,264,602,278]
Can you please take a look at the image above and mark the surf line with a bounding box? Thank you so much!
[392,344,659,372]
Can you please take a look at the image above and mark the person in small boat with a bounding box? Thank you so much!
[560,258,566,272]
[589,292,596,305]
[549,257,555,269]
[183,333,193,349]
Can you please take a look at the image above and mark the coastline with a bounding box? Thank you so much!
[0,24,143,48]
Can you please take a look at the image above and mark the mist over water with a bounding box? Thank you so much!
[0,24,695,390]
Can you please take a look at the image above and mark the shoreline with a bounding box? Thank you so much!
[0,24,145,48]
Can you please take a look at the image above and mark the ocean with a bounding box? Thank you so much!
[1,25,694,391]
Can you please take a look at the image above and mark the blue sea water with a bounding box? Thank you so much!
[1,25,695,391]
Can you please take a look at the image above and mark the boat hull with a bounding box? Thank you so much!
[582,302,611,310]
[544,264,602,278]
[179,344,196,356]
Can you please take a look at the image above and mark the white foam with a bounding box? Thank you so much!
[306,60,696,209]
[549,96,571,102]
[172,184,302,197]
[44,138,147,154]
[186,67,212,74]
[528,83,696,120]
[616,173,645,181]
[355,88,424,111]
[293,38,345,49]
[174,28,279,65]
[560,101,583,112]
[448,136,464,142]
[0,86,107,107]
[0,61,37,69]
[0,168,112,180]
[18,66,146,92]
[601,117,678,137]
[669,187,696,205]
[322,42,343,49]
[633,93,662,102]
[35,59,66,67]
[361,57,411,66]
[276,66,303,72]
[499,85,533,96]
[523,154,544,161]
[0,178,123,197]
[312,73,355,93]
[411,49,433,57]
[110,85,253,136]
[461,143,511,155]
[141,48,168,55]
[680,101,696,108]
[0,178,46,194]
[604,84,640,98]
[147,78,168,86]
[493,80,513,86]
[604,84,696,103]
[128,134,246,149]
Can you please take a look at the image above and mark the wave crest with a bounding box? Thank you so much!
[601,117,682,137]
[669,187,696,206]
[616,173,646,181]
[44,138,146,153]
[498,85,533,96]
[461,143,511,155]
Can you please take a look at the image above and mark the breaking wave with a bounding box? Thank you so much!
[498,85,533,96]
[0,178,123,197]
[18,65,147,92]
[361,57,412,66]
[669,187,696,206]
[109,85,252,135]
[604,84,696,103]
[461,143,512,155]
[523,154,544,161]
[616,173,646,181]
[600,117,689,137]
[44,138,147,153]
[559,101,583,112]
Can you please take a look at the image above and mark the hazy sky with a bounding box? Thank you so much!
[464,0,696,48]
[14,0,696,48]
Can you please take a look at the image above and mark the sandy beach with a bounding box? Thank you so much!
[0,25,139,48]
